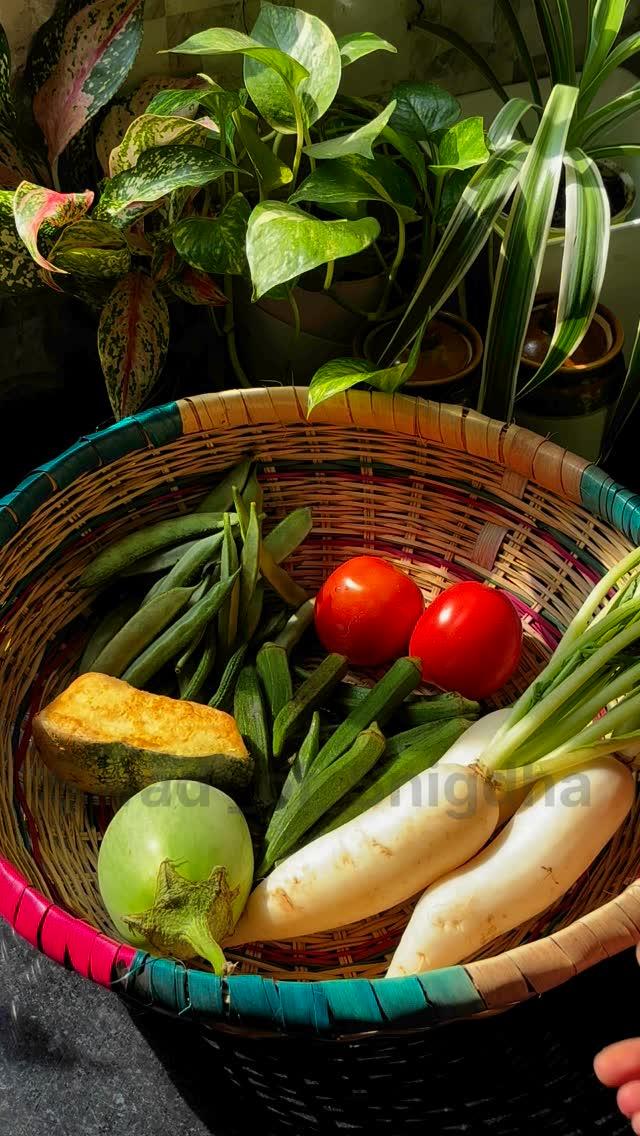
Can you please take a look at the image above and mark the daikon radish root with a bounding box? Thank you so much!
[387,756,634,978]
[225,763,500,945]
[437,708,528,825]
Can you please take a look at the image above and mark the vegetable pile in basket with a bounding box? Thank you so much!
[30,460,640,979]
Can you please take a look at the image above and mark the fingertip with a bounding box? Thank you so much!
[594,1040,640,1087]
[632,1112,640,1135]
[617,1081,640,1118]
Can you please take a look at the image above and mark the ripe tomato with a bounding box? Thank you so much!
[314,555,424,667]
[409,581,522,699]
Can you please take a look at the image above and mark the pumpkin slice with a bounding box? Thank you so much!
[33,673,253,796]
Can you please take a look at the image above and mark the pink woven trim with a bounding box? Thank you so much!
[0,858,136,987]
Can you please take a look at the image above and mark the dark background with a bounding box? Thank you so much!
[1,915,638,1136]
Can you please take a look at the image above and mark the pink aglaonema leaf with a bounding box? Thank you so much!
[13,180,94,272]
[33,0,144,164]
[98,271,169,419]
[169,267,229,306]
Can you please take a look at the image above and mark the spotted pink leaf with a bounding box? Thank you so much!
[33,0,144,164]
[169,267,229,306]
[98,271,169,418]
[13,181,94,273]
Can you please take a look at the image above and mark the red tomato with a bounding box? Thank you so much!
[314,556,424,667]
[409,581,522,699]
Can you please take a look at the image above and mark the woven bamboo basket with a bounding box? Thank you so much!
[1,386,640,1062]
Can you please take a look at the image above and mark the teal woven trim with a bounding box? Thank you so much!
[0,402,182,545]
[581,466,640,544]
[124,953,486,1034]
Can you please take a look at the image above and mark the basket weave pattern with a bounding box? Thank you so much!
[1,388,640,1035]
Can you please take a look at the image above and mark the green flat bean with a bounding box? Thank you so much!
[196,459,252,514]
[180,627,217,702]
[78,596,140,675]
[78,513,228,590]
[122,571,239,688]
[218,513,240,656]
[274,599,315,653]
[244,581,265,641]
[263,508,313,564]
[242,469,264,516]
[240,503,261,637]
[260,541,308,608]
[91,587,196,678]
[143,531,225,605]
[121,538,206,577]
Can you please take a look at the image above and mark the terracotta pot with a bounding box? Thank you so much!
[361,311,484,407]
[515,294,626,462]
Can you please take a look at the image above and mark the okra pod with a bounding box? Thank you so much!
[78,595,140,674]
[239,503,261,636]
[256,642,293,721]
[217,513,240,655]
[91,586,196,678]
[196,459,252,514]
[273,599,315,653]
[143,531,225,605]
[263,508,313,564]
[242,469,264,516]
[244,581,265,641]
[272,653,349,758]
[122,571,239,688]
[311,717,475,839]
[266,712,321,845]
[311,657,422,775]
[208,643,248,710]
[258,725,386,875]
[78,513,228,589]
[234,665,273,809]
[402,692,481,727]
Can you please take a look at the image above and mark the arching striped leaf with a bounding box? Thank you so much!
[172,193,250,276]
[337,32,397,67]
[575,83,640,146]
[580,0,627,101]
[579,32,640,113]
[98,271,169,418]
[95,145,236,228]
[488,98,536,148]
[169,267,228,306]
[304,102,396,161]
[49,218,130,277]
[518,149,610,398]
[13,181,93,273]
[33,0,144,164]
[246,201,380,299]
[109,114,218,176]
[0,190,45,293]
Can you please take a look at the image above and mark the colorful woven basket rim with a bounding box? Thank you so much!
[2,387,640,1038]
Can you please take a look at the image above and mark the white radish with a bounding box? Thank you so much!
[387,756,634,978]
[225,763,500,946]
[438,708,529,825]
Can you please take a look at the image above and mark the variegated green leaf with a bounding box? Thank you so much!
[518,149,610,398]
[95,144,236,228]
[98,271,169,418]
[304,102,396,161]
[488,98,535,148]
[169,266,228,306]
[579,32,640,113]
[49,218,130,277]
[169,21,309,137]
[172,192,250,276]
[232,107,292,193]
[291,154,417,215]
[13,181,93,273]
[0,189,45,293]
[96,104,134,176]
[308,331,424,414]
[146,88,203,118]
[378,142,528,368]
[575,83,640,146]
[337,32,397,67]
[533,0,575,85]
[109,113,218,176]
[200,89,248,143]
[247,200,380,299]
[430,117,489,174]
[479,84,579,421]
[33,0,144,164]
[580,0,626,101]
[24,0,89,95]
[244,3,341,133]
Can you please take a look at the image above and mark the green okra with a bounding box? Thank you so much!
[265,712,321,845]
[196,459,252,514]
[256,642,293,721]
[272,653,349,758]
[244,581,265,641]
[78,595,140,675]
[263,508,313,564]
[208,642,248,710]
[122,571,239,688]
[310,716,475,839]
[91,586,196,678]
[258,725,386,876]
[402,692,481,727]
[217,513,240,656]
[239,503,262,637]
[311,657,423,776]
[273,599,315,653]
[242,469,264,516]
[143,531,225,605]
[78,513,229,589]
[234,665,273,808]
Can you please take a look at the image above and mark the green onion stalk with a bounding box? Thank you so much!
[475,548,640,790]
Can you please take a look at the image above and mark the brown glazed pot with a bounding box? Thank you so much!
[361,312,484,407]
